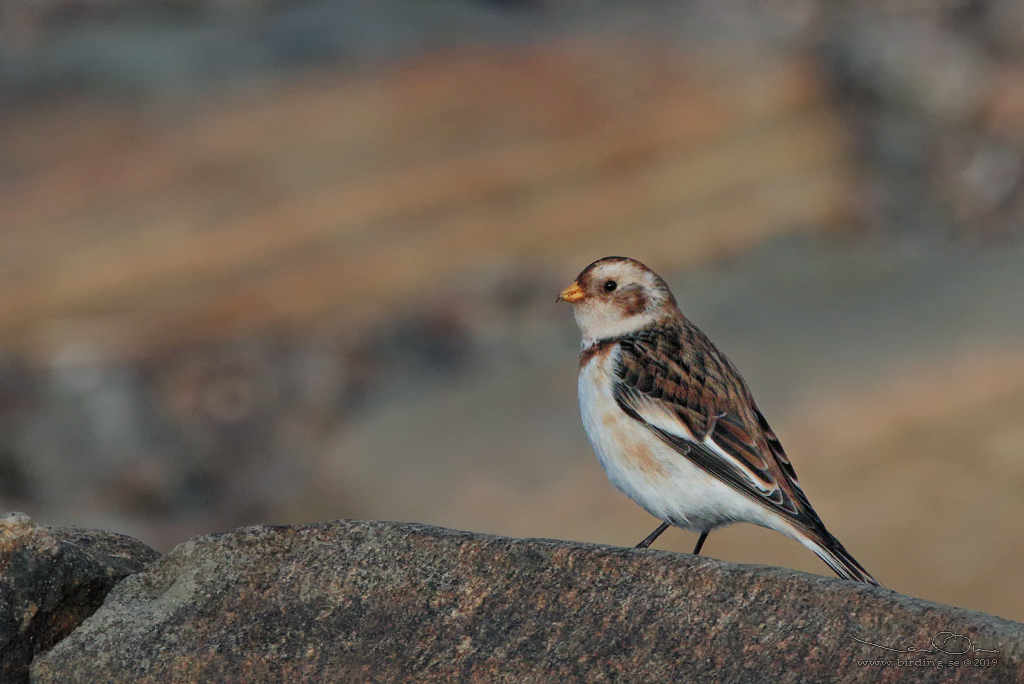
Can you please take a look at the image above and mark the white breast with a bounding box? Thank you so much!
[577,347,768,533]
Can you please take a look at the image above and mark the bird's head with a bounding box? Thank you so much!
[558,256,678,344]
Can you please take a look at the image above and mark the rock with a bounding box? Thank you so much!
[30,520,1024,683]
[0,512,160,684]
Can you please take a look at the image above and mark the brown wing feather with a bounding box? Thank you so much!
[613,317,821,531]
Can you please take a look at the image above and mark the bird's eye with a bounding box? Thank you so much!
[603,280,618,292]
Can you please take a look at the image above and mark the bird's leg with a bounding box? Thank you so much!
[635,521,671,549]
[692,531,709,556]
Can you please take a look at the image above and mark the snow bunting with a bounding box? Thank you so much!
[558,256,880,585]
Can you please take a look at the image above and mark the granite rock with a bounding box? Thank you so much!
[29,520,1024,683]
[0,512,160,683]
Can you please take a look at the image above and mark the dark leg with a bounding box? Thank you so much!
[692,531,709,556]
[635,521,671,549]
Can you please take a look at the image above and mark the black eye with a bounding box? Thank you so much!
[603,280,617,292]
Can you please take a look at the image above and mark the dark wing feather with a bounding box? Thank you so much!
[611,318,881,586]
[612,320,819,531]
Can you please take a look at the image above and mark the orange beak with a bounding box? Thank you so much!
[557,282,585,303]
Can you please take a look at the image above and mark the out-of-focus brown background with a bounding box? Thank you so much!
[2,0,1024,621]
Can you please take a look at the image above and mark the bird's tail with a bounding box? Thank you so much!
[795,527,882,587]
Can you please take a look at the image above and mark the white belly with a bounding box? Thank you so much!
[578,349,767,533]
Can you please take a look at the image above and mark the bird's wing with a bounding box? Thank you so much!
[612,323,823,530]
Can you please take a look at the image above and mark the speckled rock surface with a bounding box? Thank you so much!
[0,512,160,683]
[29,520,1024,683]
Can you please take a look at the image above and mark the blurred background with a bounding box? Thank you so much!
[2,0,1024,621]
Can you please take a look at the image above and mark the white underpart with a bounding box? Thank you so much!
[579,347,790,534]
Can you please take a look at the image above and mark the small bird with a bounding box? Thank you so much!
[558,256,880,585]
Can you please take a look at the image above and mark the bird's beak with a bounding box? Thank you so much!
[557,282,585,303]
